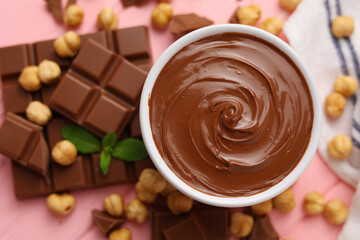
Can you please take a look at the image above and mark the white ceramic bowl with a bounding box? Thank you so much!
[140,24,321,207]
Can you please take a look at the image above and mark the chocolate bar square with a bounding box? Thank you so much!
[0,45,33,76]
[50,39,146,137]
[2,81,32,114]
[34,40,71,68]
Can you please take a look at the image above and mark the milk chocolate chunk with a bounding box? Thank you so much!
[92,209,126,236]
[0,113,49,176]
[50,39,147,137]
[151,207,182,240]
[162,212,207,240]
[195,205,229,240]
[120,0,149,7]
[248,215,279,240]
[229,9,239,23]
[12,162,52,198]
[134,157,156,178]
[170,14,213,37]
[45,0,63,22]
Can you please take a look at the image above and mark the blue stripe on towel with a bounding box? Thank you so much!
[352,137,360,149]
[353,119,360,132]
[324,0,349,75]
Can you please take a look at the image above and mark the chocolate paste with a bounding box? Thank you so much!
[150,33,313,197]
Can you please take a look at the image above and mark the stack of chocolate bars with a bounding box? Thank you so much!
[0,26,155,199]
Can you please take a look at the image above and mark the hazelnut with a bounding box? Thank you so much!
[104,193,124,217]
[52,140,78,166]
[327,135,353,159]
[160,181,177,196]
[259,17,283,35]
[64,4,84,27]
[324,199,348,224]
[334,75,358,97]
[54,31,81,58]
[273,188,296,213]
[251,199,273,215]
[279,0,302,11]
[304,191,324,215]
[125,199,148,224]
[138,168,166,194]
[135,182,157,204]
[26,101,52,125]
[46,193,75,216]
[332,16,354,38]
[18,66,41,92]
[167,191,193,215]
[97,7,118,30]
[325,92,346,118]
[38,60,61,85]
[109,228,132,240]
[151,3,173,29]
[236,5,261,26]
[230,212,254,238]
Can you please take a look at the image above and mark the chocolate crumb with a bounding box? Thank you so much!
[45,0,63,22]
[120,0,149,7]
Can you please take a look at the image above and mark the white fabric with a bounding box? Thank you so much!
[283,0,360,239]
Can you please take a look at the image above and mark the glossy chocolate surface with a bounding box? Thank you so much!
[150,33,313,197]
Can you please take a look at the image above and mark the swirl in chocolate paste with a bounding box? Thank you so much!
[150,33,313,197]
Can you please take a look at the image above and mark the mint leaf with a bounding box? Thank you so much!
[102,131,116,149]
[112,138,148,162]
[61,124,101,154]
[100,150,112,175]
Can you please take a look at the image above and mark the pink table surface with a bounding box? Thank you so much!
[0,0,355,239]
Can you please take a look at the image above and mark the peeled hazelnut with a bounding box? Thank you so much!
[324,199,348,224]
[135,182,157,204]
[160,181,177,196]
[38,60,61,85]
[273,188,296,213]
[97,7,118,30]
[334,75,358,97]
[52,140,78,166]
[280,0,302,11]
[167,191,193,215]
[236,5,261,26]
[26,101,52,125]
[54,31,81,58]
[325,92,346,118]
[251,199,273,215]
[125,199,148,224]
[304,191,324,215]
[151,3,173,29]
[260,17,283,35]
[327,135,353,159]
[64,4,84,27]
[230,212,254,238]
[47,193,75,216]
[109,228,132,240]
[104,193,124,217]
[332,16,354,38]
[18,66,41,92]
[139,168,167,194]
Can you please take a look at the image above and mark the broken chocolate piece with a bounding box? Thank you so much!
[92,209,126,236]
[0,113,49,176]
[120,0,149,7]
[249,215,279,240]
[162,212,207,240]
[50,39,147,137]
[170,14,213,37]
[134,157,156,178]
[229,8,239,23]
[45,0,63,22]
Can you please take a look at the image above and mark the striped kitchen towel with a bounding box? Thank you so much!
[284,0,359,239]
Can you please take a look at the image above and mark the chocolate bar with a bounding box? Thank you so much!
[92,209,126,236]
[49,39,147,137]
[0,26,151,115]
[0,113,49,176]
[247,215,279,240]
[162,212,207,240]
[151,206,229,240]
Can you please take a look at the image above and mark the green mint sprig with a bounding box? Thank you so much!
[61,124,148,175]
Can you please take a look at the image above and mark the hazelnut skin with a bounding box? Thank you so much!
[332,16,354,38]
[18,66,41,92]
[236,5,261,26]
[26,101,52,125]
[52,140,78,166]
[54,31,81,58]
[38,60,61,85]
[104,193,124,217]
[64,4,84,27]
[230,212,254,238]
[47,193,75,216]
[97,7,118,30]
[327,135,353,159]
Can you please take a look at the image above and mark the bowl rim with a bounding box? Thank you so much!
[139,24,322,207]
